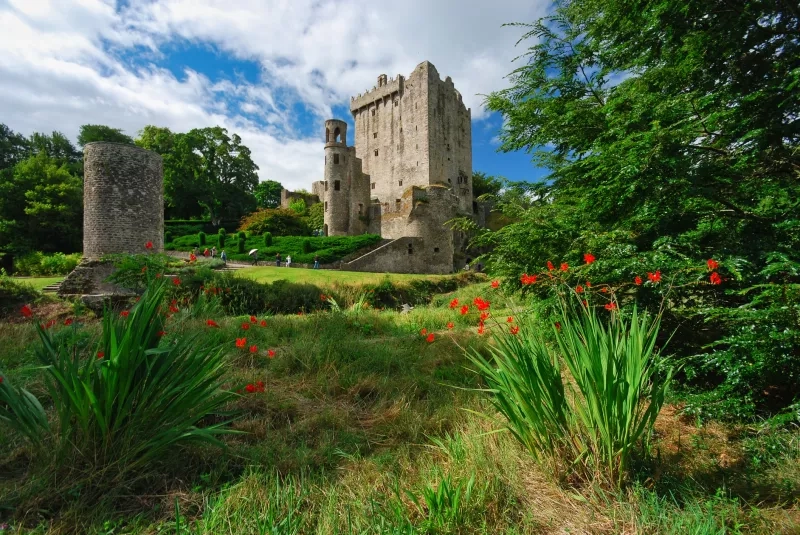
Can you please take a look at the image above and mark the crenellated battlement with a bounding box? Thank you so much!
[350,74,404,112]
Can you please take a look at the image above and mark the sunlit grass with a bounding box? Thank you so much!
[9,276,63,292]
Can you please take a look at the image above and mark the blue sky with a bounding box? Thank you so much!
[0,0,552,189]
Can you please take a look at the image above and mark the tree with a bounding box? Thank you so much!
[0,123,29,172]
[288,198,306,215]
[27,131,80,165]
[77,124,134,147]
[471,171,503,199]
[481,0,799,418]
[254,180,284,209]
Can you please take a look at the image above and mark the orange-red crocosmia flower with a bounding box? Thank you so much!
[169,305,179,313]
[158,331,167,337]
[584,253,596,264]
[449,298,459,309]
[268,349,276,358]
[520,273,537,285]
[96,351,104,359]
[64,318,73,326]
[426,333,435,343]
[260,319,267,327]
[555,321,562,331]
[510,325,520,335]
[710,272,722,285]
[473,297,490,311]
[560,262,569,272]
[250,315,257,324]
[491,280,499,288]
[634,276,643,286]
[420,328,428,336]
[480,312,489,321]
[249,345,258,354]
[604,302,618,311]
[206,319,219,328]
[45,319,57,329]
[241,322,250,330]
[173,278,181,286]
[586,281,592,287]
[707,259,719,271]
[245,384,256,393]
[145,241,153,249]
[547,261,554,271]
[647,270,662,283]
[507,316,513,323]
[21,304,32,318]
[141,266,148,273]
[477,324,485,335]
[601,287,608,293]
[235,338,247,349]
[576,285,584,293]
[120,310,130,318]
[447,322,454,329]
[460,305,469,315]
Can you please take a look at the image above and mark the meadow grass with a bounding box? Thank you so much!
[0,281,797,534]
[236,266,449,286]
[9,276,63,292]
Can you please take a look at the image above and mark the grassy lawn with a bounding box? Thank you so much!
[236,265,449,286]
[10,276,63,291]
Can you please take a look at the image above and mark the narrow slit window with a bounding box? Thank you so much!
[334,180,340,191]
[324,202,328,212]
[398,180,403,187]
[434,247,440,253]
[374,149,378,156]
[371,183,376,190]
[373,132,377,139]
[333,154,339,164]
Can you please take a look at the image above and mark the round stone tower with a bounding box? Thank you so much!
[82,142,164,260]
[323,119,350,236]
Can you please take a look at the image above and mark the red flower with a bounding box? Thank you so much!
[510,325,519,335]
[44,319,56,329]
[120,310,130,318]
[710,272,722,285]
[250,315,257,324]
[584,253,596,264]
[320,294,327,301]
[560,262,569,272]
[260,319,267,327]
[520,273,537,285]
[235,338,247,349]
[420,328,428,336]
[156,273,163,278]
[585,281,592,287]
[491,280,499,288]
[0,376,3,384]
[245,384,256,393]
[600,287,608,293]
[297,312,304,316]
[707,258,719,271]
[555,321,562,331]
[460,305,469,315]
[169,305,179,314]
[547,261,554,271]
[145,241,153,250]
[473,297,490,311]
[576,285,584,293]
[64,318,73,326]
[189,254,197,262]
[634,276,642,286]
[249,345,258,354]
[480,312,490,322]
[173,278,181,286]
[477,324,485,335]
[206,319,219,328]
[141,266,148,273]
[268,349,276,358]
[158,330,167,337]
[507,316,513,323]
[604,302,618,311]
[449,298,459,309]
[241,322,250,330]
[96,351,104,359]
[647,270,662,283]
[447,322,454,330]
[21,304,32,318]
[426,333,435,343]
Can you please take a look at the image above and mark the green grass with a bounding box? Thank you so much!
[236,266,449,286]
[10,276,63,292]
[0,279,797,534]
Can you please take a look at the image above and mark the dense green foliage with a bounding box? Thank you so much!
[306,202,324,231]
[135,125,259,223]
[478,0,800,420]
[77,124,134,147]
[253,179,284,209]
[238,208,311,237]
[13,252,81,276]
[168,233,382,264]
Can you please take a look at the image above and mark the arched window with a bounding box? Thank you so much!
[333,127,342,143]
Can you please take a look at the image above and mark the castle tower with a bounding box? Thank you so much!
[323,119,351,236]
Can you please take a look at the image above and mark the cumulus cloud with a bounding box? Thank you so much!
[0,0,548,190]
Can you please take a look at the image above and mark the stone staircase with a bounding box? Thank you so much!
[42,281,63,293]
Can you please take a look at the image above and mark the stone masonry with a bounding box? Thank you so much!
[311,60,473,274]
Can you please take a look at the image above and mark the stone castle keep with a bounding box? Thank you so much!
[309,60,473,274]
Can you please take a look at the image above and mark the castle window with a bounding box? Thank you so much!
[395,199,401,209]
[394,100,398,106]
[324,202,328,212]
[374,149,379,156]
[334,180,340,191]
[371,109,375,116]
[371,182,376,190]
[398,180,403,187]
[325,181,328,191]
[407,243,413,255]
[333,154,339,164]
[358,203,363,215]
[326,128,330,142]
[447,144,450,151]
[373,132,377,139]
[434,247,440,253]
[415,125,417,131]
[400,127,403,133]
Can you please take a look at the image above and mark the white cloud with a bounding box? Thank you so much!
[0,0,549,190]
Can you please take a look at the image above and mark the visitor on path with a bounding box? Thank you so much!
[286,255,292,268]
[203,248,209,257]
[220,250,227,265]
[313,255,320,269]
[252,250,259,266]
[211,246,216,258]
[275,253,281,267]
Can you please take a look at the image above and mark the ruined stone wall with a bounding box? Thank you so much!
[82,142,163,260]
[280,189,319,209]
[341,236,450,274]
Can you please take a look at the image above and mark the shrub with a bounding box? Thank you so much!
[13,252,81,276]
[469,303,672,486]
[264,232,273,247]
[0,274,41,317]
[302,239,312,254]
[218,228,226,248]
[105,253,177,291]
[207,273,328,316]
[198,231,207,246]
[237,232,246,254]
[238,208,310,236]
[30,278,237,480]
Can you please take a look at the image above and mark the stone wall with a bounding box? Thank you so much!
[82,142,164,260]
[280,189,319,209]
[341,236,450,274]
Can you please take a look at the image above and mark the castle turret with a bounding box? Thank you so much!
[323,119,350,236]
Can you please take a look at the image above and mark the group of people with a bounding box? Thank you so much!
[192,246,227,264]
[190,246,321,269]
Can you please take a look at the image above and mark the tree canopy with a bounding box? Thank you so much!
[254,180,284,209]
[77,125,134,147]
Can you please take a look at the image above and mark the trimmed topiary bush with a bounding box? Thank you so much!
[198,232,207,246]
[264,232,273,247]
[218,228,226,248]
[237,232,246,254]
[164,231,172,245]
[302,239,311,253]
